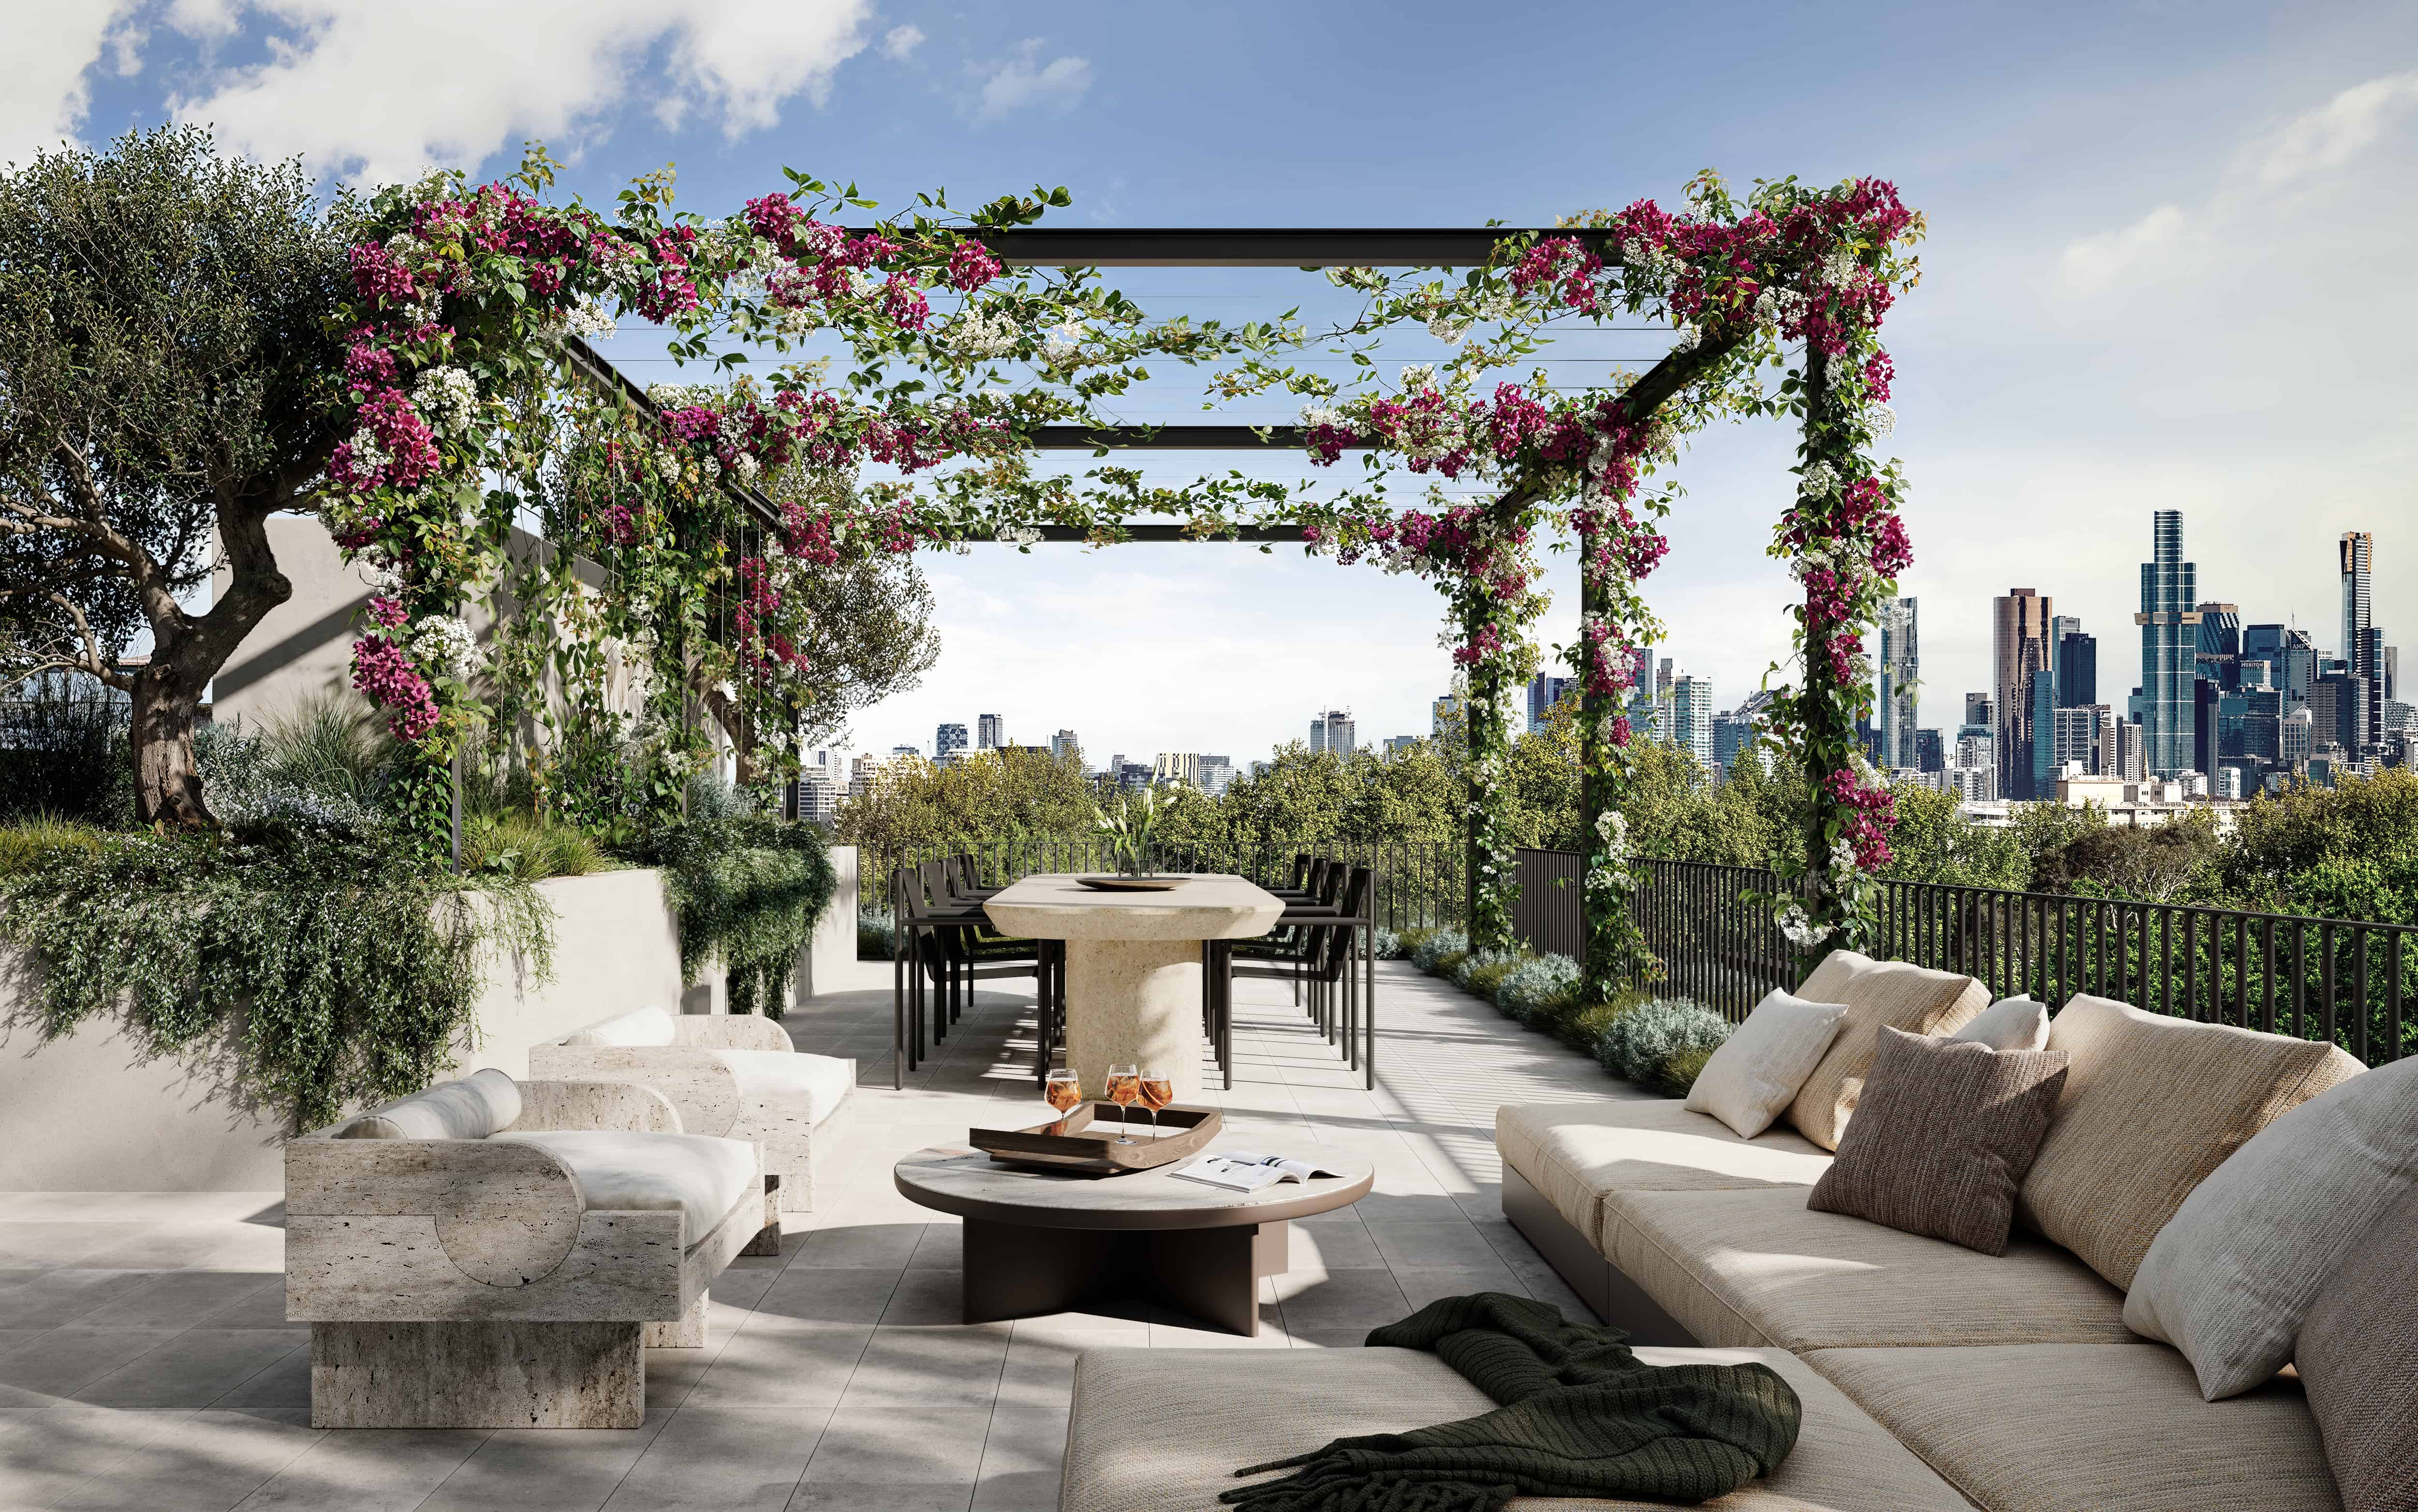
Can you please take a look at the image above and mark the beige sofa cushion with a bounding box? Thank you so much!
[1061,1343,1975,1512]
[1806,1343,2342,1512]
[335,1068,521,1140]
[1784,951,1989,1150]
[1495,1100,1833,1239]
[1683,989,1850,1139]
[1953,995,2050,1051]
[2017,994,2365,1290]
[1600,1186,2137,1350]
[2125,1054,2412,1400]
[493,1129,754,1240]
[709,1048,855,1122]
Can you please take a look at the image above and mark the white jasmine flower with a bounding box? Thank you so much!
[1867,403,1897,440]
[702,456,722,480]
[1042,322,1088,367]
[1778,903,1833,950]
[1799,460,1839,497]
[412,366,479,435]
[563,300,617,340]
[1672,323,1702,352]
[949,306,1019,358]
[1300,404,1347,431]
[1821,248,1859,285]
[408,616,482,678]
[1425,314,1467,344]
[732,454,761,486]
[1397,363,1436,390]
[345,428,392,476]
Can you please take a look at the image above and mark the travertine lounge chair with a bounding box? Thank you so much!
[285,1069,767,1428]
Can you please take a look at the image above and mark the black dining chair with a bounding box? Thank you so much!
[1206,865,1374,1090]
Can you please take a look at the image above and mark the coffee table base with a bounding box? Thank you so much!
[959,1216,1287,1336]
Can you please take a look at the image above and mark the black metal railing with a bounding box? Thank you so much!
[1509,851,2413,1067]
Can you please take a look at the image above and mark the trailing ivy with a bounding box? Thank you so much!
[0,827,553,1133]
[640,817,836,1018]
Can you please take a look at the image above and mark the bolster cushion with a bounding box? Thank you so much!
[335,1067,522,1140]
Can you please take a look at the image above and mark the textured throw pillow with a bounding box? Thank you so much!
[2017,995,2365,1290]
[1784,952,1990,1150]
[1807,1027,2068,1254]
[1682,989,1850,1138]
[2124,1056,2415,1400]
[337,1067,521,1140]
[2296,1186,2418,1512]
[1953,995,2050,1052]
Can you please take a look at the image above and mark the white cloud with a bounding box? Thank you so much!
[879,23,923,61]
[2057,203,2191,293]
[2248,69,2418,189]
[969,39,1091,127]
[0,2,140,166]
[165,0,873,183]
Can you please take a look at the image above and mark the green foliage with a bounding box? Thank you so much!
[1598,997,1731,1088]
[1094,786,1167,875]
[1878,780,2026,889]
[1410,928,1468,972]
[857,907,897,961]
[0,816,109,876]
[835,747,1099,883]
[1435,949,1472,982]
[1658,1044,1719,1098]
[2035,809,2223,904]
[1371,928,1403,960]
[460,811,607,882]
[637,817,836,1018]
[0,828,553,1133]
[1464,951,1525,999]
[1396,925,1438,959]
[2224,770,2418,923]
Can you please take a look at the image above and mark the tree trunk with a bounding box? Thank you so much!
[131,501,294,827]
[131,655,215,826]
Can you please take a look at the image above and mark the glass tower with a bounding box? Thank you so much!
[2136,510,2199,777]
[1877,597,1919,769]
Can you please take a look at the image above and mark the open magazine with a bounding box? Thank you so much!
[1168,1151,1342,1193]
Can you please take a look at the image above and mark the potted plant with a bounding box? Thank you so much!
[1093,787,1164,877]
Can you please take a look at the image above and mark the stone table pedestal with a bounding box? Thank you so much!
[984,874,1283,1102]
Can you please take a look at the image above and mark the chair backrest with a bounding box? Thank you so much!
[1315,867,1374,979]
[1317,859,1347,907]
[954,853,982,893]
[1288,853,1311,890]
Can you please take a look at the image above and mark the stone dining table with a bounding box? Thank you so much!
[983,873,1283,1101]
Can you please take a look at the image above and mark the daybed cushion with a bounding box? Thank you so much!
[1806,1343,2343,1512]
[336,1067,522,1140]
[1682,989,1850,1139]
[707,1048,855,1123]
[2296,1186,2418,1512]
[2016,994,2365,1291]
[1494,1099,1833,1240]
[1599,1186,2138,1351]
[1784,951,1989,1151]
[1061,1343,1975,1512]
[2125,1053,2415,1399]
[492,1129,754,1240]
[563,1005,679,1047]
[1953,995,2050,1052]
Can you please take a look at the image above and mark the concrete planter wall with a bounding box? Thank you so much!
[0,850,856,1192]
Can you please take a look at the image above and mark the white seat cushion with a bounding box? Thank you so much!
[494,1130,754,1241]
[708,1049,854,1124]
[337,1068,521,1140]
[1496,1100,1834,1242]
[564,1006,678,1047]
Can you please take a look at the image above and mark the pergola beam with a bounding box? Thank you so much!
[983,227,1611,269]
[1029,424,1325,451]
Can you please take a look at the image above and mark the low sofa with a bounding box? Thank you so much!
[1061,950,2383,1512]
[530,1004,856,1219]
[286,1068,768,1429]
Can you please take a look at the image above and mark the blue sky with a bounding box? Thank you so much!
[13,0,2417,766]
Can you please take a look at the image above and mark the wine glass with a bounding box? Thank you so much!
[1106,1063,1141,1144]
[1138,1066,1175,1140]
[1043,1069,1083,1133]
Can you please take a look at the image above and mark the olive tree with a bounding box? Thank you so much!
[0,127,359,824]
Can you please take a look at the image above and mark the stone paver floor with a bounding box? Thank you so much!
[0,958,1642,1511]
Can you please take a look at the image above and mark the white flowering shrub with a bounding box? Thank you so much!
[407,616,482,679]
[411,366,479,434]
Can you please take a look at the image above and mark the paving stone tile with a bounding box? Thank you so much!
[74,1328,306,1409]
[229,1424,489,1511]
[50,1407,321,1512]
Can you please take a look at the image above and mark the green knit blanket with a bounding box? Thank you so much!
[1220,1293,1801,1512]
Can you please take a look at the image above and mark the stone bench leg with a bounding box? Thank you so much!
[742,1176,784,1257]
[641,1292,708,1348]
[311,1320,642,1429]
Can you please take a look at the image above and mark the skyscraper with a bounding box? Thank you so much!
[2196,603,2242,691]
[1669,674,1715,770]
[935,722,969,762]
[1993,589,2053,797]
[1526,674,1573,734]
[1877,597,1919,769]
[976,713,1003,750]
[2341,531,2374,669]
[1311,709,1356,756]
[1050,729,1080,763]
[2056,627,2098,709]
[2135,511,2199,778]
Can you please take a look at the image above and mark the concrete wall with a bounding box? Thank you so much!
[0,868,687,1192]
[210,514,377,730]
[795,845,859,1004]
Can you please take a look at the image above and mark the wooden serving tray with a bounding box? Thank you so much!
[971,1102,1222,1174]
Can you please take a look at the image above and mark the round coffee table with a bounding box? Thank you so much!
[895,1145,1374,1336]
